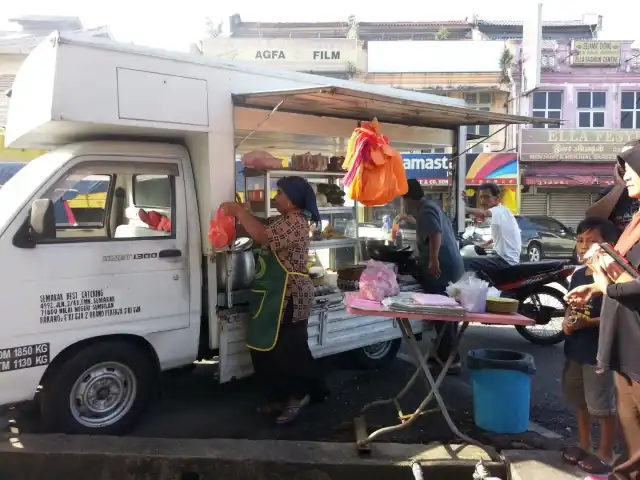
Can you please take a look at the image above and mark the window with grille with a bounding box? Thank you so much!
[577,91,606,128]
[621,91,640,129]
[532,91,562,129]
[464,93,492,137]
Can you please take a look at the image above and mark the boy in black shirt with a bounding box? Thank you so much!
[561,217,619,475]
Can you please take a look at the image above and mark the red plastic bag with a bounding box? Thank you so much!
[208,206,236,248]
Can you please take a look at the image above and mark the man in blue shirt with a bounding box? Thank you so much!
[399,179,464,373]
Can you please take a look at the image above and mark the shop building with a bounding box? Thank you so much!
[514,39,640,227]
[402,152,518,213]
[194,37,367,78]
[223,14,599,42]
[202,14,601,221]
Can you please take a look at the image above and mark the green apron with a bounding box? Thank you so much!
[247,247,307,351]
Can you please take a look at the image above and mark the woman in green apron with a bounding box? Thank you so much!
[221,176,329,424]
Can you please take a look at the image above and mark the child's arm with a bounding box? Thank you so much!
[562,308,573,335]
[576,316,600,329]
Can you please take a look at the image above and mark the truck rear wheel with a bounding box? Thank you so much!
[349,339,401,369]
[40,340,157,435]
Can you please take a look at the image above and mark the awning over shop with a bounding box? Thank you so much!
[233,86,556,130]
[466,153,517,185]
[523,163,614,186]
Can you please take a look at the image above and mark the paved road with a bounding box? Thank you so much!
[3,323,577,448]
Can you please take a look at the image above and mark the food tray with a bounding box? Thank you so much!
[486,297,519,314]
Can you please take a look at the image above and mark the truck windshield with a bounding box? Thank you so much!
[0,151,69,234]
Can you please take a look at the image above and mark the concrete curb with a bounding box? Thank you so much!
[0,434,506,480]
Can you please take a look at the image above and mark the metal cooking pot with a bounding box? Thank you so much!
[216,237,256,291]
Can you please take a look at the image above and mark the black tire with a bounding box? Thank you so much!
[349,338,402,369]
[516,286,566,346]
[527,242,544,262]
[40,340,157,435]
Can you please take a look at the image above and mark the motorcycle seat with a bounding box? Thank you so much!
[489,260,568,285]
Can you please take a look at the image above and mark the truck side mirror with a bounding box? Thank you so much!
[13,199,56,248]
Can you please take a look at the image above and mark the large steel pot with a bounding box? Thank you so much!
[216,237,255,291]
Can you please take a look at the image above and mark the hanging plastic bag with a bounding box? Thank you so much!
[208,206,236,249]
[359,260,400,302]
[446,273,489,313]
[342,120,408,206]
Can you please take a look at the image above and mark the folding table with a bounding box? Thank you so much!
[345,306,535,453]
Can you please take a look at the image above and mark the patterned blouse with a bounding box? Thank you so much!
[265,211,314,323]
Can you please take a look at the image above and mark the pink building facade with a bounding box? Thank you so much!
[514,40,640,227]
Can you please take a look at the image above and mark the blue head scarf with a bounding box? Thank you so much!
[277,176,321,225]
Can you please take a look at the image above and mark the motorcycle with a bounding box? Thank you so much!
[459,240,575,346]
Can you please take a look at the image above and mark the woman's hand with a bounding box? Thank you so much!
[591,263,613,294]
[565,283,599,308]
[220,201,247,217]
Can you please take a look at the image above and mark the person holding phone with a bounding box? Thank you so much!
[586,149,640,233]
[566,140,640,478]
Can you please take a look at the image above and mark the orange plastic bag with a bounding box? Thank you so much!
[208,206,236,249]
[343,120,408,206]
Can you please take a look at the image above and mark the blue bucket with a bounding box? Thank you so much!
[467,349,536,434]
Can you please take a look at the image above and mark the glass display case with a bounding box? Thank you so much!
[242,167,359,270]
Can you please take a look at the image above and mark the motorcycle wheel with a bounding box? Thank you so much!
[515,286,566,346]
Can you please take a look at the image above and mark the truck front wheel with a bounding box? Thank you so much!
[40,341,157,435]
[349,338,402,369]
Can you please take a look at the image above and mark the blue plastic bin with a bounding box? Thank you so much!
[467,349,536,434]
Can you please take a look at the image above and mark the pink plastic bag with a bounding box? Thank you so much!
[208,206,236,249]
[241,151,283,169]
[359,260,400,302]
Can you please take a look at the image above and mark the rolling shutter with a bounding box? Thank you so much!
[520,194,548,216]
[548,192,591,229]
[0,75,16,127]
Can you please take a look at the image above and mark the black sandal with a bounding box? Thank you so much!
[276,395,310,425]
[577,454,612,476]
[256,402,285,415]
[562,445,588,465]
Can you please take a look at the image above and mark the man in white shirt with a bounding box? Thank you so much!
[463,183,522,275]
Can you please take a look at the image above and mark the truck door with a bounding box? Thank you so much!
[5,156,191,345]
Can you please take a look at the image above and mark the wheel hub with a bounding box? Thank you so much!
[363,341,391,359]
[70,362,137,428]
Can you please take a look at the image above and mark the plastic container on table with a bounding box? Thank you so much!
[467,349,536,434]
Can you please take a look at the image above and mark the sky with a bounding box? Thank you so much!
[1,0,637,52]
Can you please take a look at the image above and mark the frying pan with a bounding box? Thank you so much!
[367,244,413,264]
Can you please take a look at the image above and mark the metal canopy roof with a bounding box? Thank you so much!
[232,86,557,130]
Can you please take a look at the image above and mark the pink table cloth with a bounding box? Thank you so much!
[345,306,535,327]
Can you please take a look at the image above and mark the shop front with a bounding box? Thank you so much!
[465,153,519,214]
[402,153,452,210]
[519,128,640,228]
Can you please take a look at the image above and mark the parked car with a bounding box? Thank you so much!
[464,215,577,262]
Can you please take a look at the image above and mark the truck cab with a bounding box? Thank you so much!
[0,141,202,433]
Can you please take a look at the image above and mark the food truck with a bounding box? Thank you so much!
[0,33,546,435]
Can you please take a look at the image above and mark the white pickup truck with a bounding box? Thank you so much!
[0,33,546,435]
